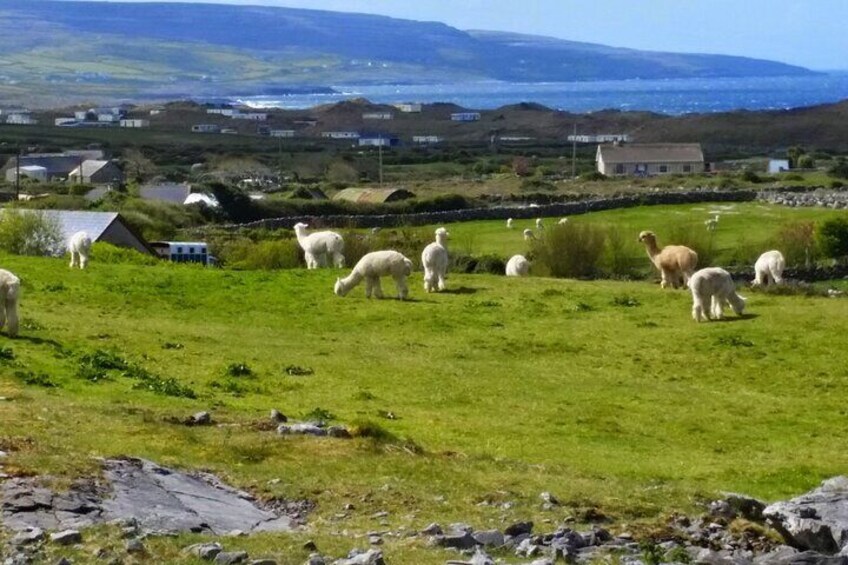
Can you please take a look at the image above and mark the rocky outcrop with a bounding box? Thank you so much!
[764,476,848,555]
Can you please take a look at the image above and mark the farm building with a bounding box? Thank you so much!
[2,151,104,181]
[332,187,414,204]
[68,160,124,185]
[5,165,48,183]
[139,183,191,204]
[768,159,791,173]
[596,143,704,176]
[39,210,153,255]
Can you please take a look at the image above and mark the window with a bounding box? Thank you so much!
[189,247,195,254]
[683,164,692,173]
[614,164,625,175]
[659,165,669,173]
[176,246,183,253]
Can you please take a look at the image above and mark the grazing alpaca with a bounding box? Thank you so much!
[421,227,449,292]
[536,218,544,229]
[505,254,531,277]
[506,218,514,229]
[638,230,698,289]
[293,222,345,269]
[752,250,786,286]
[334,250,413,299]
[558,217,569,225]
[705,214,719,232]
[689,267,746,322]
[523,229,535,241]
[68,231,92,269]
[0,269,20,337]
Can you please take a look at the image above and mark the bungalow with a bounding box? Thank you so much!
[394,103,422,113]
[270,129,295,138]
[412,135,442,145]
[3,152,103,181]
[362,112,393,120]
[192,124,221,133]
[231,112,268,121]
[6,112,37,125]
[596,143,704,176]
[321,131,360,140]
[568,134,631,144]
[5,165,48,183]
[69,160,124,185]
[120,119,150,128]
[451,112,481,122]
[358,134,399,147]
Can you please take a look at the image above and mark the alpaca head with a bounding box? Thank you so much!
[333,277,348,297]
[638,230,656,244]
[730,293,747,315]
[435,227,449,243]
[293,222,309,234]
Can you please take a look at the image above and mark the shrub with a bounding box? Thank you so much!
[816,217,848,260]
[219,238,302,270]
[741,170,762,184]
[666,222,717,268]
[531,223,606,278]
[774,221,817,267]
[0,209,64,256]
[828,158,848,180]
[580,171,607,182]
[90,242,160,266]
[603,226,642,278]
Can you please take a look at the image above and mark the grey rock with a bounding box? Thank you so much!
[368,535,383,545]
[303,540,318,551]
[50,529,82,545]
[472,529,504,548]
[333,548,385,565]
[435,532,476,550]
[525,559,555,565]
[505,521,533,537]
[764,476,848,554]
[515,537,541,557]
[185,542,224,560]
[215,551,249,565]
[693,548,735,564]
[125,539,145,554]
[191,411,213,425]
[55,559,72,565]
[270,409,287,423]
[304,553,326,565]
[277,423,326,436]
[539,492,559,506]
[327,426,352,439]
[11,527,45,546]
[420,522,442,536]
[3,553,32,565]
[249,560,278,565]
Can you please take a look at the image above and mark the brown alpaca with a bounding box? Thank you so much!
[638,231,698,289]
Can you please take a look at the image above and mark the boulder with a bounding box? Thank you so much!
[764,477,848,554]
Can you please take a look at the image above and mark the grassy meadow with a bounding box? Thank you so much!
[2,203,848,563]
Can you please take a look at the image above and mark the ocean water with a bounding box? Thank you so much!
[236,73,848,115]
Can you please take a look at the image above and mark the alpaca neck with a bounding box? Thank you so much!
[339,271,363,293]
[435,235,448,248]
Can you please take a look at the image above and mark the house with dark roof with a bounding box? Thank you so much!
[596,143,704,176]
[69,160,124,185]
[17,210,153,255]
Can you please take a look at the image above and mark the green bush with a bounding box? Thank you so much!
[666,222,717,269]
[816,217,848,260]
[580,171,607,182]
[774,221,817,267]
[828,158,848,180]
[90,242,160,266]
[531,223,606,278]
[219,238,302,270]
[0,209,63,256]
[603,226,642,278]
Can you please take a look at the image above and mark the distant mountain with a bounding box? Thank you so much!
[0,0,817,106]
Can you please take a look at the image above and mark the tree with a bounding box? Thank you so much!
[816,217,848,261]
[828,157,848,180]
[120,148,158,183]
[787,146,806,168]
[797,154,816,169]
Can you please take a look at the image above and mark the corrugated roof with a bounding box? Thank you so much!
[597,143,704,164]
[332,187,415,203]
[69,160,110,178]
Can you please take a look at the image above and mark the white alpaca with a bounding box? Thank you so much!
[334,250,413,299]
[505,255,530,277]
[293,222,345,269]
[688,267,746,322]
[506,218,514,229]
[705,214,719,232]
[0,269,20,337]
[68,231,92,269]
[536,218,544,229]
[558,217,569,225]
[752,250,785,286]
[638,231,698,289]
[421,227,449,293]
[523,229,535,241]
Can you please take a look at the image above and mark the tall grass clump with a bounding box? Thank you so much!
[217,238,302,270]
[0,209,63,256]
[773,221,817,267]
[602,226,643,278]
[531,223,606,278]
[666,222,718,268]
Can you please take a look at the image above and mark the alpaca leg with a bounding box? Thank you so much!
[5,296,17,336]
[692,293,706,322]
[711,295,725,320]
[660,268,670,289]
[0,292,5,331]
[332,252,345,268]
[372,277,384,299]
[437,273,446,291]
[395,275,409,300]
[364,277,373,298]
[70,251,77,268]
[80,253,88,269]
[423,268,433,292]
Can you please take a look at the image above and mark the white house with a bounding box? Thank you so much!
[192,124,221,133]
[568,134,631,143]
[5,165,48,183]
[768,159,791,174]
[321,131,360,140]
[451,112,481,122]
[231,112,268,121]
[362,112,393,120]
[394,103,422,113]
[6,113,37,125]
[412,135,442,144]
[120,119,150,128]
[270,129,296,138]
[596,143,705,176]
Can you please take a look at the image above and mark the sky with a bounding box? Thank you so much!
[63,0,847,70]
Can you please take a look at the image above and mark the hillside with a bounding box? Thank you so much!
[0,0,816,106]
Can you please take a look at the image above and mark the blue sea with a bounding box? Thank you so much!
[236,73,848,115]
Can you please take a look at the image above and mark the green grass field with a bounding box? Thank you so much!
[2,198,848,562]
